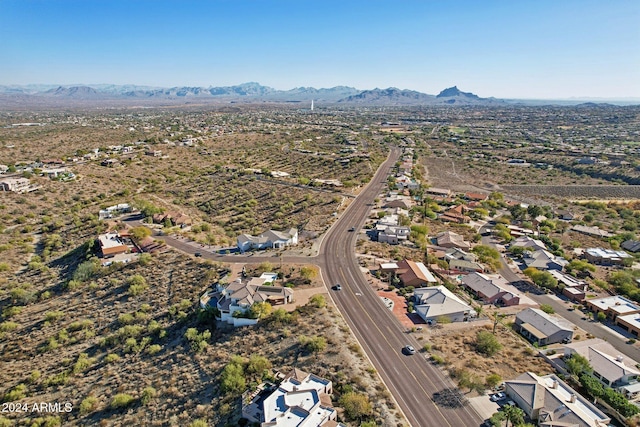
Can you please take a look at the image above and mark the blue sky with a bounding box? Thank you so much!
[1,0,638,99]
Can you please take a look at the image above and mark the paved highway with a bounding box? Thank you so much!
[147,147,483,426]
[319,146,482,426]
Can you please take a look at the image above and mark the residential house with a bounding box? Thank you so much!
[378,226,410,245]
[622,240,640,253]
[413,286,476,324]
[202,275,293,327]
[505,372,610,427]
[0,177,32,193]
[584,248,631,266]
[510,236,548,252]
[557,210,574,221]
[616,313,640,339]
[435,231,471,250]
[395,259,438,287]
[522,249,567,271]
[98,232,130,258]
[549,270,588,302]
[99,203,133,220]
[444,248,477,262]
[425,187,451,198]
[463,192,488,202]
[145,149,162,157]
[383,194,412,210]
[237,228,298,252]
[461,272,520,306]
[515,308,573,346]
[586,295,640,322]
[242,369,346,427]
[152,212,192,227]
[439,205,470,224]
[563,339,640,398]
[571,225,613,239]
[449,258,484,273]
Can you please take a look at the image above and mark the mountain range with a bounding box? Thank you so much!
[1,83,636,108]
[0,82,504,106]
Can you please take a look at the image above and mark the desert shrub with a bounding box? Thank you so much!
[79,396,99,414]
[0,321,19,333]
[220,358,246,395]
[3,383,28,401]
[476,331,502,356]
[127,274,148,296]
[299,335,327,355]
[184,328,211,353]
[339,392,373,421]
[140,386,157,405]
[189,420,208,427]
[111,393,135,409]
[309,294,326,309]
[72,353,94,374]
[146,344,162,355]
[45,311,65,323]
[104,353,121,363]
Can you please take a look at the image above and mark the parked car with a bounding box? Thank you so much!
[404,345,416,355]
[490,392,506,402]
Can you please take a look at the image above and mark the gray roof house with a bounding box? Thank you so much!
[413,286,475,324]
[515,308,573,346]
[522,249,567,271]
[237,228,298,252]
[505,372,610,427]
[564,339,640,396]
[461,272,519,306]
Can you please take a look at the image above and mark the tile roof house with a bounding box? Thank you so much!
[413,285,475,323]
[237,228,298,252]
[242,369,346,427]
[515,308,573,346]
[435,231,471,250]
[395,259,438,287]
[563,339,640,397]
[461,272,520,306]
[505,372,610,427]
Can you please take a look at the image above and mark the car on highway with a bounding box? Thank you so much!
[403,345,416,355]
[194,252,202,257]
[332,284,342,291]
[348,227,356,232]
[490,392,506,402]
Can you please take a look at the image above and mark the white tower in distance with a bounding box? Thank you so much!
[311,99,314,111]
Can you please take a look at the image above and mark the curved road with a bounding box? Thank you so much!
[149,147,483,426]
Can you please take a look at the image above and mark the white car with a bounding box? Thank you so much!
[404,345,416,355]
[490,392,506,402]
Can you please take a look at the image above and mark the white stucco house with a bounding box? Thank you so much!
[237,228,298,252]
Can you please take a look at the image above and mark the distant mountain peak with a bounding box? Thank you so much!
[436,86,480,99]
